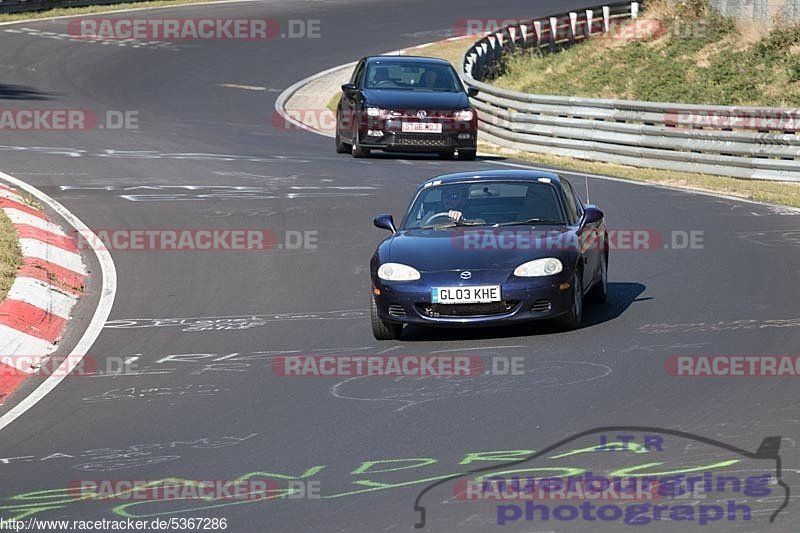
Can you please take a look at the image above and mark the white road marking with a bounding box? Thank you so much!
[218,83,267,91]
[0,0,262,27]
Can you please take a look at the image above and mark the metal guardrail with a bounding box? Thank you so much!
[462,2,800,181]
[0,0,145,14]
[710,0,800,24]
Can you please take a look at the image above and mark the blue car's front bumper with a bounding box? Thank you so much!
[373,270,574,327]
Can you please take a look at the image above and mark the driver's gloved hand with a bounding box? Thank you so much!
[448,210,463,222]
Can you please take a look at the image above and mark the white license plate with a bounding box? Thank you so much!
[432,286,502,304]
[402,122,442,133]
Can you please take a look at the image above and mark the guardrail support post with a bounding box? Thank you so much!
[585,9,594,37]
[533,20,543,48]
[495,32,504,63]
[549,16,558,50]
[602,6,611,33]
[631,2,639,18]
[569,12,578,42]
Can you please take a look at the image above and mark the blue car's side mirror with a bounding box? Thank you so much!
[374,214,396,233]
[583,206,604,225]
[467,87,479,97]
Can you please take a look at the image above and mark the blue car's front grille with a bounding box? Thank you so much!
[531,299,552,312]
[417,301,519,318]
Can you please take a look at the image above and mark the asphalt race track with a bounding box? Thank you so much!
[0,0,798,531]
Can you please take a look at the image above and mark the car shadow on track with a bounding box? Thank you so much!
[400,282,648,342]
[0,84,52,100]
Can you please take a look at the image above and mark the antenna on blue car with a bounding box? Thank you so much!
[584,173,591,204]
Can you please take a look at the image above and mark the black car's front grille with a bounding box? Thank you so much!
[395,134,452,147]
[388,305,407,318]
[417,301,519,317]
[531,300,552,312]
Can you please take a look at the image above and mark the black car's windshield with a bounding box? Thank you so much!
[364,61,462,91]
[402,181,567,230]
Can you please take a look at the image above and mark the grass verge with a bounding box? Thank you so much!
[0,0,223,23]
[0,209,22,301]
[492,0,800,106]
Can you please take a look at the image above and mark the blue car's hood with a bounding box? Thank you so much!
[362,89,469,110]
[383,227,576,272]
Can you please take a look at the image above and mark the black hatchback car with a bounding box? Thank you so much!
[335,56,479,160]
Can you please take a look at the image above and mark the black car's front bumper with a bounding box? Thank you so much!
[358,130,477,152]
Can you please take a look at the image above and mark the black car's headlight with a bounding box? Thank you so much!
[378,263,421,281]
[514,258,563,277]
[453,109,474,121]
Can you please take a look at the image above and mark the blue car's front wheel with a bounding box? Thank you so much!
[371,294,403,340]
[556,269,583,331]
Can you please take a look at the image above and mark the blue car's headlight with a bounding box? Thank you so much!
[514,258,563,277]
[378,263,421,281]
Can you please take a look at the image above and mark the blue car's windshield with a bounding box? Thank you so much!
[402,181,567,230]
[364,62,462,91]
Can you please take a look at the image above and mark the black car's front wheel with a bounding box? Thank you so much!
[351,130,370,158]
[556,270,583,330]
[335,124,350,154]
[370,294,402,340]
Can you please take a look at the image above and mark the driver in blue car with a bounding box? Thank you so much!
[443,185,469,222]
[418,184,470,226]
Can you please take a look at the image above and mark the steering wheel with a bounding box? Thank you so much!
[421,212,453,226]
[373,80,395,87]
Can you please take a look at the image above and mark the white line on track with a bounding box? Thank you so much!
[218,83,267,91]
[0,0,262,27]
[0,170,117,432]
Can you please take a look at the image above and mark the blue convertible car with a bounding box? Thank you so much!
[370,170,608,339]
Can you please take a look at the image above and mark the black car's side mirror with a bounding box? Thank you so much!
[467,87,479,97]
[583,206,604,225]
[342,83,358,95]
[374,214,397,233]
